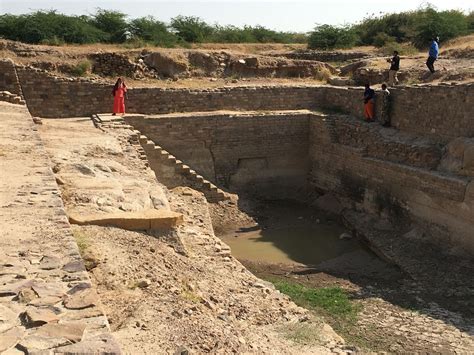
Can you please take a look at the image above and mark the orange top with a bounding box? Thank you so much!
[115,85,127,98]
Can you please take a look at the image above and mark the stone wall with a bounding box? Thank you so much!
[125,111,311,198]
[0,58,22,96]
[0,102,119,353]
[309,116,474,253]
[12,68,474,141]
[331,115,442,169]
[89,52,142,78]
[126,110,474,252]
[272,50,370,62]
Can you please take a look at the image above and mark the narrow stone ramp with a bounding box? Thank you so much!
[0,102,120,354]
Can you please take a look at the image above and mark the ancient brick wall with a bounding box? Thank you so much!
[331,115,442,169]
[309,115,474,253]
[0,58,22,95]
[14,68,473,141]
[125,112,311,198]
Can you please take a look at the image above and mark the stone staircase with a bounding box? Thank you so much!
[0,90,25,105]
[92,114,230,203]
[138,134,230,203]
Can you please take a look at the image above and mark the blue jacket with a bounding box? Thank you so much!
[429,40,439,58]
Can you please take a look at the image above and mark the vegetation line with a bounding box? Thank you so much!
[0,5,472,52]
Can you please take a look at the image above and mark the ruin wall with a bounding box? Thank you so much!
[125,112,311,198]
[309,117,474,253]
[0,59,22,95]
[12,68,473,141]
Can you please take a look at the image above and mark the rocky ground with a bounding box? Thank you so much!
[1,35,472,89]
[38,117,347,354]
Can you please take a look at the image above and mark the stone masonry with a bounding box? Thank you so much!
[125,110,311,199]
[0,59,22,96]
[123,109,474,254]
[8,67,473,141]
[0,102,120,354]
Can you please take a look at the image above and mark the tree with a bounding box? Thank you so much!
[92,9,128,43]
[129,16,177,46]
[170,15,214,43]
[413,7,469,48]
[308,25,358,50]
[0,11,105,44]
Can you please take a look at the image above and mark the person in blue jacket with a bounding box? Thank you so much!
[426,37,439,73]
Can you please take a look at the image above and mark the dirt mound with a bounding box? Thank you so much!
[269,50,371,62]
[141,49,335,80]
[441,47,474,59]
[226,55,336,78]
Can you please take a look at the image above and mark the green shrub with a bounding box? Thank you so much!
[71,60,91,77]
[353,5,472,49]
[40,35,65,46]
[129,16,178,47]
[170,15,214,43]
[308,24,358,50]
[412,7,469,48]
[0,11,106,44]
[373,33,396,47]
[380,41,418,55]
[92,9,128,43]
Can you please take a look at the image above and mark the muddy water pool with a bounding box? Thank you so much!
[219,200,363,266]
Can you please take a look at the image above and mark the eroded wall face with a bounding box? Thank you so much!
[0,59,22,95]
[126,113,311,199]
[309,117,474,253]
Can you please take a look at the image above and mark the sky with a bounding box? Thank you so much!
[0,0,472,32]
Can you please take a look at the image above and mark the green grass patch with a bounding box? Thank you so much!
[71,60,92,77]
[261,276,381,350]
[72,229,89,255]
[271,279,357,318]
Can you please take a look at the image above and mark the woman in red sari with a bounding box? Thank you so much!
[112,77,127,116]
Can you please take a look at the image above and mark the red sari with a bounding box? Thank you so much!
[113,84,127,114]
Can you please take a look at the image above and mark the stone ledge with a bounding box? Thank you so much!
[68,209,183,230]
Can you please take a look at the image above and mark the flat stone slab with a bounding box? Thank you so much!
[68,208,183,230]
[63,288,98,310]
[22,307,60,327]
[54,333,121,354]
[0,326,25,353]
[35,323,86,343]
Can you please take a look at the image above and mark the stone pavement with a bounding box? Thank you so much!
[0,102,120,354]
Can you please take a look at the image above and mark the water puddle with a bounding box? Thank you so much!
[219,200,362,266]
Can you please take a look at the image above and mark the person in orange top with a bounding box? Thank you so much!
[112,77,127,116]
[363,83,375,122]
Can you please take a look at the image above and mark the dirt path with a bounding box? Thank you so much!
[0,102,118,353]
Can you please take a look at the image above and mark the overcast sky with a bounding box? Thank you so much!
[1,0,472,32]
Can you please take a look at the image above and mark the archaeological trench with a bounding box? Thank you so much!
[0,56,473,354]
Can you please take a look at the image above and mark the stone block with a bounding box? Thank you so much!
[68,209,183,230]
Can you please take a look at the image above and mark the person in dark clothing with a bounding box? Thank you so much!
[363,84,375,121]
[387,51,400,86]
[426,37,439,73]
